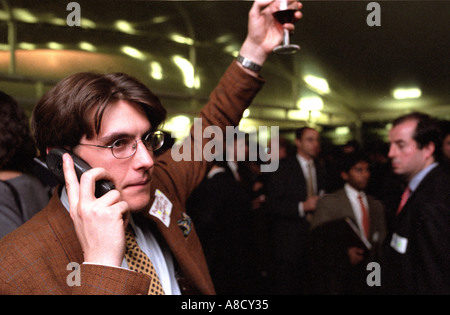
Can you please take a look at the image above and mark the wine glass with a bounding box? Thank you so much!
[273,0,300,54]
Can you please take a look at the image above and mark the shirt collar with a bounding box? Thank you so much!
[408,162,438,192]
[296,154,314,167]
[344,183,365,199]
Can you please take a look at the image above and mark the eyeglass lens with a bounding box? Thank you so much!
[112,132,164,158]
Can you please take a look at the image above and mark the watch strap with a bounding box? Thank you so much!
[236,54,262,73]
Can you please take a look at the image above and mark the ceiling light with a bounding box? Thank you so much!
[18,42,36,50]
[47,42,64,50]
[243,109,250,118]
[288,109,310,121]
[149,61,163,80]
[115,20,136,34]
[80,18,96,29]
[304,75,330,94]
[13,8,38,23]
[151,16,169,24]
[164,115,191,141]
[223,45,239,57]
[216,34,232,44]
[50,17,66,26]
[335,126,350,135]
[310,110,321,118]
[172,115,191,126]
[78,41,96,52]
[170,34,194,46]
[173,55,196,88]
[121,46,145,60]
[392,88,422,99]
[297,96,324,111]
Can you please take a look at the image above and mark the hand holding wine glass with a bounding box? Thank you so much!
[239,0,303,72]
[273,0,302,54]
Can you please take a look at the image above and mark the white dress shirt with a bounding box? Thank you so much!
[344,183,369,236]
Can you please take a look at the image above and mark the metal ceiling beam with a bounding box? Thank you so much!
[1,0,16,74]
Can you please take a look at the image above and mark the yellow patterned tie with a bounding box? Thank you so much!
[125,225,165,295]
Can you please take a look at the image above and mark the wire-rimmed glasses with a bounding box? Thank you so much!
[78,130,165,159]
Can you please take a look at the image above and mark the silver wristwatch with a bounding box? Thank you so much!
[236,54,262,73]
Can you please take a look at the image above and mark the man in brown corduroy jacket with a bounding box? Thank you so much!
[0,1,303,295]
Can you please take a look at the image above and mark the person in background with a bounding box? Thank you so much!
[265,126,327,294]
[186,158,257,294]
[383,112,450,294]
[0,91,50,239]
[440,120,450,164]
[309,152,386,294]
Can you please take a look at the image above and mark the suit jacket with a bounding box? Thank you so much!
[311,188,387,255]
[0,61,265,295]
[309,188,386,294]
[382,164,450,295]
[265,156,327,294]
[186,162,256,294]
[266,156,327,242]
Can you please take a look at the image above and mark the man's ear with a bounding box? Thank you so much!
[340,171,348,182]
[422,142,436,160]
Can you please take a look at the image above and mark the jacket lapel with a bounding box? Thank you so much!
[45,189,84,263]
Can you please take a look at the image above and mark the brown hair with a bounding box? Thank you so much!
[32,72,166,157]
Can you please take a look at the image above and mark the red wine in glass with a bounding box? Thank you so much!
[273,8,300,54]
[273,9,297,24]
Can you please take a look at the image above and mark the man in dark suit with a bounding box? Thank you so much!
[266,126,327,294]
[186,159,257,295]
[383,112,450,294]
[309,153,386,294]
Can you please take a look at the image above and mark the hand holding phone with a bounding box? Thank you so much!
[59,150,130,267]
[46,148,115,198]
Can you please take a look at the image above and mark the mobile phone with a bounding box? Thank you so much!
[45,148,115,198]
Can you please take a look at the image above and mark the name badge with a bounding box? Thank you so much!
[390,232,408,254]
[149,189,172,227]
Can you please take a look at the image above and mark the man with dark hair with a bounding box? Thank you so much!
[0,1,303,295]
[0,91,51,238]
[383,112,450,294]
[309,152,386,294]
[266,126,327,294]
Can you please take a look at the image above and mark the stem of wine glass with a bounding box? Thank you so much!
[283,29,290,45]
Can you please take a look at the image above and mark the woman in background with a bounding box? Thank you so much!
[0,91,50,239]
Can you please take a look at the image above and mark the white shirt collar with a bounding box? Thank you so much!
[344,183,366,199]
